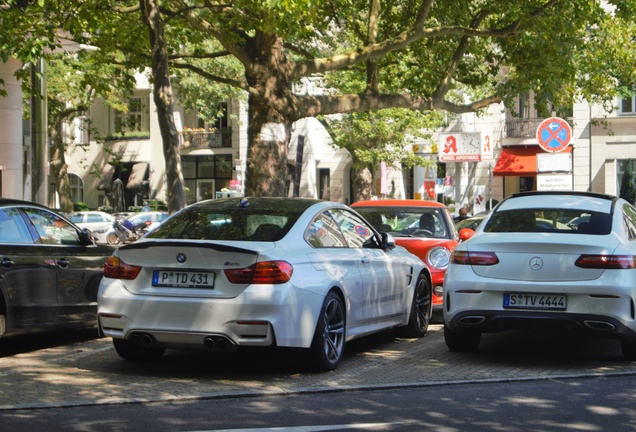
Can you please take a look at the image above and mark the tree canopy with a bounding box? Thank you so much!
[3,0,636,203]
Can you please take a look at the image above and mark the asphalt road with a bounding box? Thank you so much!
[2,374,634,432]
[1,324,636,412]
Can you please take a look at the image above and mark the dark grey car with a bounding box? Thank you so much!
[0,198,113,337]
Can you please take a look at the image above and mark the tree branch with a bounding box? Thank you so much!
[294,92,502,120]
[172,0,253,67]
[433,8,491,101]
[170,61,249,91]
[293,0,558,79]
[169,50,231,60]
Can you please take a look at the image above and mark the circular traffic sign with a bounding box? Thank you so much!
[536,117,572,153]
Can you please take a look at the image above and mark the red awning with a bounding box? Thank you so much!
[493,146,572,176]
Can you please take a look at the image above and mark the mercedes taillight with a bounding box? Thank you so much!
[450,250,499,266]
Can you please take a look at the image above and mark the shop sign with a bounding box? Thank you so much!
[438,131,492,162]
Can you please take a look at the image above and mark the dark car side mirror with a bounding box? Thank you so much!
[458,227,474,242]
[79,228,96,245]
[381,232,396,250]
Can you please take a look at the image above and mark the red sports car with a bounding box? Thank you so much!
[351,199,459,317]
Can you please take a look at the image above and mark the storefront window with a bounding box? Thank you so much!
[519,176,534,192]
[185,179,196,204]
[182,157,196,178]
[180,154,236,203]
[216,179,230,191]
[198,156,215,178]
[215,154,232,178]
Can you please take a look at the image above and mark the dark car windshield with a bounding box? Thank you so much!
[354,207,451,239]
[146,198,317,241]
[483,208,611,234]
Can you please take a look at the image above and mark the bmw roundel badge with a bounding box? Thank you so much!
[176,253,186,263]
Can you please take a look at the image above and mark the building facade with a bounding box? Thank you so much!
[4,59,636,213]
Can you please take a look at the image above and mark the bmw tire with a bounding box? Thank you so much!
[397,273,431,338]
[309,291,345,372]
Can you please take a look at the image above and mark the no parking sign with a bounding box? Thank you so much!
[536,117,572,153]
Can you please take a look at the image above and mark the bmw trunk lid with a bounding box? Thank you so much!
[113,239,274,297]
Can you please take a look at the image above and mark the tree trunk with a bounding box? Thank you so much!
[352,166,374,203]
[49,118,74,213]
[245,96,291,197]
[140,0,186,214]
[244,33,296,197]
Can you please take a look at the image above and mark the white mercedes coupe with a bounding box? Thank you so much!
[444,191,636,361]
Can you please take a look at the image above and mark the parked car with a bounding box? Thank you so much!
[0,198,113,339]
[69,211,115,244]
[351,199,458,318]
[455,212,569,234]
[455,213,487,231]
[104,211,169,245]
[97,197,430,371]
[443,191,636,360]
[112,212,134,221]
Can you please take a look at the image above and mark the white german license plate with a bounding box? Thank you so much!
[152,270,215,288]
[503,292,566,310]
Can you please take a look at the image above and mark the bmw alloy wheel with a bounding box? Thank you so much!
[310,291,345,371]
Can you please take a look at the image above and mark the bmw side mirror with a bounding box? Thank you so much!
[382,232,396,250]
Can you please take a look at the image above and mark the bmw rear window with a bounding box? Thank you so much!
[484,209,611,234]
[146,209,297,241]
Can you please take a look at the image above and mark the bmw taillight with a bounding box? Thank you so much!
[103,255,142,279]
[225,261,293,284]
[575,255,636,269]
[451,250,499,266]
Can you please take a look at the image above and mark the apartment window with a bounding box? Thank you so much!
[195,102,229,129]
[214,102,228,129]
[319,168,330,200]
[518,92,530,118]
[617,160,636,193]
[621,95,636,115]
[69,174,84,203]
[114,97,147,132]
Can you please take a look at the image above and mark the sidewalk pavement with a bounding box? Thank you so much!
[1,324,636,411]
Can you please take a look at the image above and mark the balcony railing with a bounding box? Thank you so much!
[180,128,232,149]
[505,118,573,138]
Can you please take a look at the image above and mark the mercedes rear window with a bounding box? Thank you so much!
[484,209,611,234]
